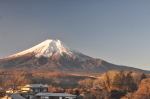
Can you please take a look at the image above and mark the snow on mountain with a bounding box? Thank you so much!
[7,39,88,59]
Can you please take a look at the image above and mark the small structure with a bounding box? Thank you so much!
[2,87,13,93]
[36,92,77,99]
[21,84,48,93]
[1,94,25,99]
[2,87,19,94]
[20,84,49,99]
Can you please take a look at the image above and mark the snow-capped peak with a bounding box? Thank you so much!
[7,39,88,59]
[32,39,73,57]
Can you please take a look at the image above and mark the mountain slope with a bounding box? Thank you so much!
[7,39,89,60]
[0,39,149,74]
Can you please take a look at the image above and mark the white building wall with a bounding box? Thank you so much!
[43,88,47,92]
[65,97,75,99]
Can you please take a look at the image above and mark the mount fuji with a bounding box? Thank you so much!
[7,39,89,60]
[0,39,149,74]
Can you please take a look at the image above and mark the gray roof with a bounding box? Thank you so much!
[2,94,25,99]
[36,92,76,97]
[24,84,48,88]
[10,94,26,99]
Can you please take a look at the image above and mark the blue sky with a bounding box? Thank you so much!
[0,0,150,70]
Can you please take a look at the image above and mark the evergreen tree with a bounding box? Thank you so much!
[125,71,137,92]
[140,73,147,81]
[113,71,125,91]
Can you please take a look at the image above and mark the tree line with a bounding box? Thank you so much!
[77,70,148,99]
[0,70,149,99]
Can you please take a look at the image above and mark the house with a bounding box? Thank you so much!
[35,92,77,99]
[1,94,26,99]
[20,84,49,99]
[2,87,19,93]
[21,84,48,93]
[2,87,13,93]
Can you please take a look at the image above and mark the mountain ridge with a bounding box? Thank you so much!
[5,39,89,60]
[0,39,150,74]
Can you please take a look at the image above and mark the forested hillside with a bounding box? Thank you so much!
[0,71,95,89]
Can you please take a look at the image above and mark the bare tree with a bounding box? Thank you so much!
[1,72,32,92]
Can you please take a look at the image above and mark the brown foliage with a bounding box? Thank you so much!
[133,78,150,99]
[78,78,94,88]
[47,85,63,93]
[0,71,32,88]
[0,71,94,89]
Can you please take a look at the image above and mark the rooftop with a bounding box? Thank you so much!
[2,94,25,99]
[36,92,76,97]
[24,84,48,88]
